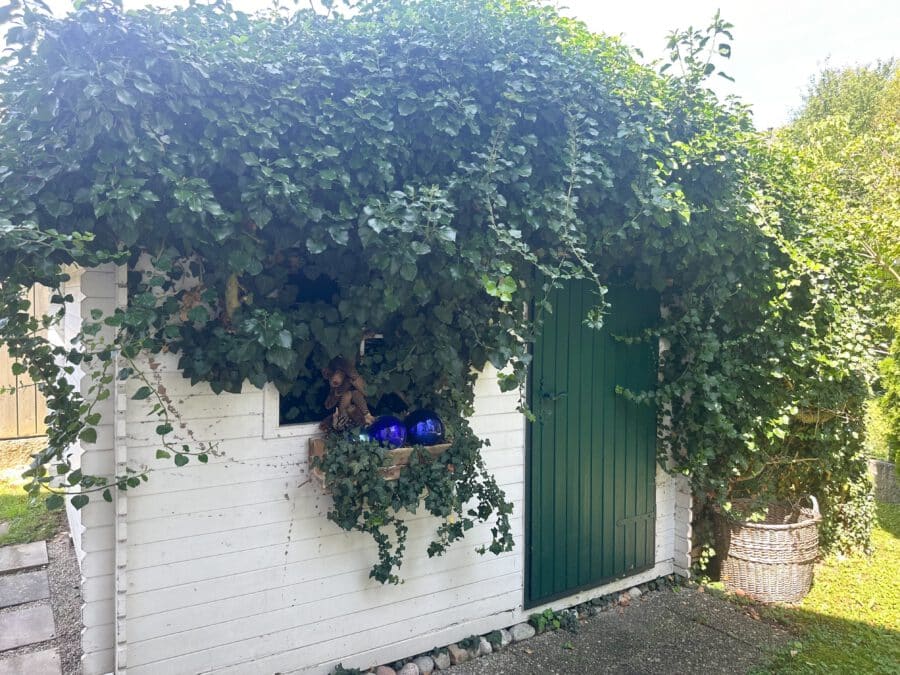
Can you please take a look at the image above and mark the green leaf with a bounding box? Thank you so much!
[132,386,153,400]
[79,427,98,444]
[45,494,65,510]
[115,88,137,106]
[410,241,431,256]
[187,306,209,323]
[306,238,327,255]
[155,449,171,459]
[71,494,90,510]
[155,423,173,436]
[174,453,189,467]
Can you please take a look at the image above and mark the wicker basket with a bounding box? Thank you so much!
[718,496,821,603]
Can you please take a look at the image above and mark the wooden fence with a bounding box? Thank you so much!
[0,286,50,440]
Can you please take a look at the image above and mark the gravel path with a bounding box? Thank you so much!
[48,525,84,675]
[448,588,791,675]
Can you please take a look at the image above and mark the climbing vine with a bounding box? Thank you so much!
[315,426,513,584]
[0,0,874,578]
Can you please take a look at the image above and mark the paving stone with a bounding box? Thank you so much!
[499,628,512,648]
[0,542,48,575]
[0,649,61,674]
[0,605,56,652]
[0,570,50,608]
[398,663,419,675]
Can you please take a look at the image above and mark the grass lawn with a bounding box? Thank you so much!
[717,501,900,674]
[0,476,59,547]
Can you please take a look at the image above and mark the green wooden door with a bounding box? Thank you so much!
[527,281,658,606]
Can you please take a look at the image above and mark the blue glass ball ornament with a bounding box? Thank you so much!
[404,409,445,446]
[367,415,407,448]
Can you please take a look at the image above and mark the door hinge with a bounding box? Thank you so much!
[616,510,656,527]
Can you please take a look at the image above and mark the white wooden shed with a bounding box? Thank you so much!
[63,265,692,674]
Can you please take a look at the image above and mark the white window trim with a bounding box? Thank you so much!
[262,383,322,440]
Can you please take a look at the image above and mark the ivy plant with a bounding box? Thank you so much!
[314,427,513,584]
[0,0,876,576]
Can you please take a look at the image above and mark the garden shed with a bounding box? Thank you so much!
[7,1,817,673]
[63,266,691,674]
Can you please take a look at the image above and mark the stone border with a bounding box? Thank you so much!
[342,575,684,675]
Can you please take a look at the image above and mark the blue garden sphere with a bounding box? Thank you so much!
[367,415,407,448]
[404,409,445,446]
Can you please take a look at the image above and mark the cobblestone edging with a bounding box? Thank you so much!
[339,575,684,675]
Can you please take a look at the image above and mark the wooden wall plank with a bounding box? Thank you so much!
[0,285,50,439]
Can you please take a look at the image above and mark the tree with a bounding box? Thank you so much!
[782,62,899,333]
[780,62,900,465]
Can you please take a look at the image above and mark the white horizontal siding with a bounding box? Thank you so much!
[113,364,527,674]
[45,288,685,675]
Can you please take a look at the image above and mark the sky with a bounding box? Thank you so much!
[558,0,899,128]
[40,0,900,129]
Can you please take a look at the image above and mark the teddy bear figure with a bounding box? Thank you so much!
[320,356,375,432]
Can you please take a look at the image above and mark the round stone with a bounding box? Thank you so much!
[509,622,536,642]
[432,652,451,671]
[413,655,435,675]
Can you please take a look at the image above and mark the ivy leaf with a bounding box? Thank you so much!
[71,494,90,510]
[410,241,431,256]
[306,238,327,255]
[399,262,418,281]
[115,88,137,107]
[132,386,153,400]
[79,427,98,444]
[174,453,189,467]
[45,494,65,510]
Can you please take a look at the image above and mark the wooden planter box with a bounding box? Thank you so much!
[308,437,452,489]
